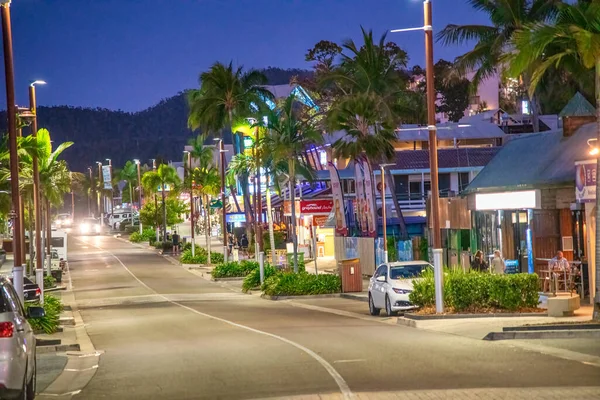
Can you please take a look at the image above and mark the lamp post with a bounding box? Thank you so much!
[392,0,443,313]
[88,167,95,217]
[134,159,142,234]
[214,138,228,261]
[106,158,113,215]
[29,80,45,274]
[184,151,196,258]
[151,159,159,242]
[380,163,395,264]
[96,161,103,225]
[70,172,75,220]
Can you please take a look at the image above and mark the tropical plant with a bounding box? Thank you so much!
[437,0,561,131]
[260,95,322,272]
[117,160,139,204]
[141,164,181,239]
[188,161,220,264]
[507,0,600,319]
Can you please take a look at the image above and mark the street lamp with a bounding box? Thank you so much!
[88,167,94,217]
[392,0,443,313]
[96,161,103,224]
[106,158,113,214]
[379,163,395,263]
[184,151,196,258]
[150,159,159,242]
[134,159,142,234]
[1,0,25,303]
[214,138,228,261]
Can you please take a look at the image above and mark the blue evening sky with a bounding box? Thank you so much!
[1,0,489,112]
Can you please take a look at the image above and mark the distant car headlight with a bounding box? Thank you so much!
[392,288,412,294]
[80,224,90,233]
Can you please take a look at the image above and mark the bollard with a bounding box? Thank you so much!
[191,236,196,258]
[433,248,444,314]
[255,243,259,261]
[223,246,228,263]
[384,250,389,264]
[13,265,24,305]
[46,254,52,277]
[259,252,265,285]
[36,268,44,305]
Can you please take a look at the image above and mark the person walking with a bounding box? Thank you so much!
[471,250,488,272]
[172,230,180,255]
[491,250,505,274]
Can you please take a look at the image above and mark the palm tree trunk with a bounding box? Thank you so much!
[129,182,133,204]
[593,57,600,321]
[266,172,276,265]
[161,187,167,241]
[289,160,299,273]
[28,202,34,276]
[205,195,211,265]
[230,185,241,213]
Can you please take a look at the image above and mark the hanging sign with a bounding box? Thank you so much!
[102,165,112,189]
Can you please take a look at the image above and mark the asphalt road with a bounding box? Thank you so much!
[66,236,600,399]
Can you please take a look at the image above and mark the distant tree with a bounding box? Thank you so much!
[142,164,181,239]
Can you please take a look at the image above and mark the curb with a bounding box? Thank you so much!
[483,329,600,341]
[261,293,341,301]
[404,312,548,320]
[46,286,67,292]
[340,293,368,303]
[396,317,418,328]
[59,317,75,326]
[212,277,245,282]
[36,343,81,354]
[504,324,600,332]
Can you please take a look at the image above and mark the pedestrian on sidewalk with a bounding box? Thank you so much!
[172,231,180,255]
[491,250,505,274]
[471,250,488,272]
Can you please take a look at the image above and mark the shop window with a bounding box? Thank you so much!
[439,173,451,197]
[459,172,470,192]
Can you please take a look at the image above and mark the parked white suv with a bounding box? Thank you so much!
[0,276,45,399]
[368,261,433,316]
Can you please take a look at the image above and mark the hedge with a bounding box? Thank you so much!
[262,272,341,296]
[211,260,260,278]
[242,264,277,292]
[409,269,539,312]
[180,248,224,265]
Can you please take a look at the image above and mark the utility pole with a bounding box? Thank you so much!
[216,139,228,261]
[88,167,95,217]
[97,162,103,225]
[380,164,394,264]
[106,158,113,214]
[185,152,196,258]
[2,0,24,303]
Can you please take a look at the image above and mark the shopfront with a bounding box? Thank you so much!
[284,199,335,258]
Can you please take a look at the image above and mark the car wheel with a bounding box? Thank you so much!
[368,294,381,316]
[26,359,35,400]
[385,295,397,316]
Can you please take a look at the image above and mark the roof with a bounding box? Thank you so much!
[263,84,294,99]
[375,147,499,171]
[396,121,505,141]
[465,123,598,194]
[559,92,596,117]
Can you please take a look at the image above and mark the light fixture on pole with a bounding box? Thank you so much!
[392,0,443,313]
[214,137,228,261]
[379,163,395,264]
[134,159,142,234]
[96,161,104,226]
[150,159,158,242]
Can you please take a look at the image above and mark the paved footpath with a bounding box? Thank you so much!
[51,235,600,399]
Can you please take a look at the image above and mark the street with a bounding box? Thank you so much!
[55,235,600,399]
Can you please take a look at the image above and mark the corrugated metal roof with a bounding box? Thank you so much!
[559,92,596,117]
[396,121,505,141]
[465,123,597,193]
[375,147,499,170]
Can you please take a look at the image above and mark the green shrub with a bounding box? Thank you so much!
[25,294,63,334]
[242,264,277,292]
[262,231,286,251]
[210,252,224,264]
[211,260,259,278]
[409,269,540,312]
[141,228,156,242]
[43,275,56,289]
[262,272,341,296]
[125,225,139,234]
[129,232,143,243]
[153,241,173,251]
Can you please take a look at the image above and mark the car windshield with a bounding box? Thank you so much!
[389,264,431,280]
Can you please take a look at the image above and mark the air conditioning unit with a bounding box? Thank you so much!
[562,236,574,252]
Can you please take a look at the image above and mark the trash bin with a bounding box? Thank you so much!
[339,258,362,293]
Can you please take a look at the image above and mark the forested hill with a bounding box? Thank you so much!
[0,67,313,172]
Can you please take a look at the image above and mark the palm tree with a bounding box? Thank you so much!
[261,95,322,272]
[187,134,214,168]
[142,164,181,240]
[187,62,274,242]
[190,166,220,264]
[507,0,600,319]
[226,153,255,221]
[437,0,560,131]
[118,160,139,204]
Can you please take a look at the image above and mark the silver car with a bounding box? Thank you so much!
[0,277,44,399]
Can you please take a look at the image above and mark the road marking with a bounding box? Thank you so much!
[64,365,99,372]
[333,359,366,364]
[80,239,353,400]
[39,390,82,397]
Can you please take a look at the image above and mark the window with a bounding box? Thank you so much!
[374,265,386,278]
[2,284,24,316]
[459,172,470,192]
[438,173,451,196]
[51,237,64,248]
[394,175,409,196]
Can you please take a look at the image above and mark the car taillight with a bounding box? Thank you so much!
[36,288,41,296]
[0,322,14,338]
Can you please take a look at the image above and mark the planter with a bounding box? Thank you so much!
[404,311,548,320]
[261,293,341,301]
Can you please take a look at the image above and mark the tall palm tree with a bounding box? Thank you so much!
[507,0,600,319]
[437,0,560,131]
[188,62,274,237]
[142,164,181,240]
[189,166,220,264]
[187,134,214,168]
[261,95,322,272]
[118,160,139,204]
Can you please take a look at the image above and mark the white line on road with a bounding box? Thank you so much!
[64,365,99,372]
[78,239,354,400]
[333,359,366,364]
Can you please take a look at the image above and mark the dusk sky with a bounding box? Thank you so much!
[2,0,488,112]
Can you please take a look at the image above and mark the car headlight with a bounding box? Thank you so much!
[80,224,89,232]
[392,288,412,294]
[94,225,101,232]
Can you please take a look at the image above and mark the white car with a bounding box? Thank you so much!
[54,213,73,228]
[368,261,433,316]
[79,218,102,235]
